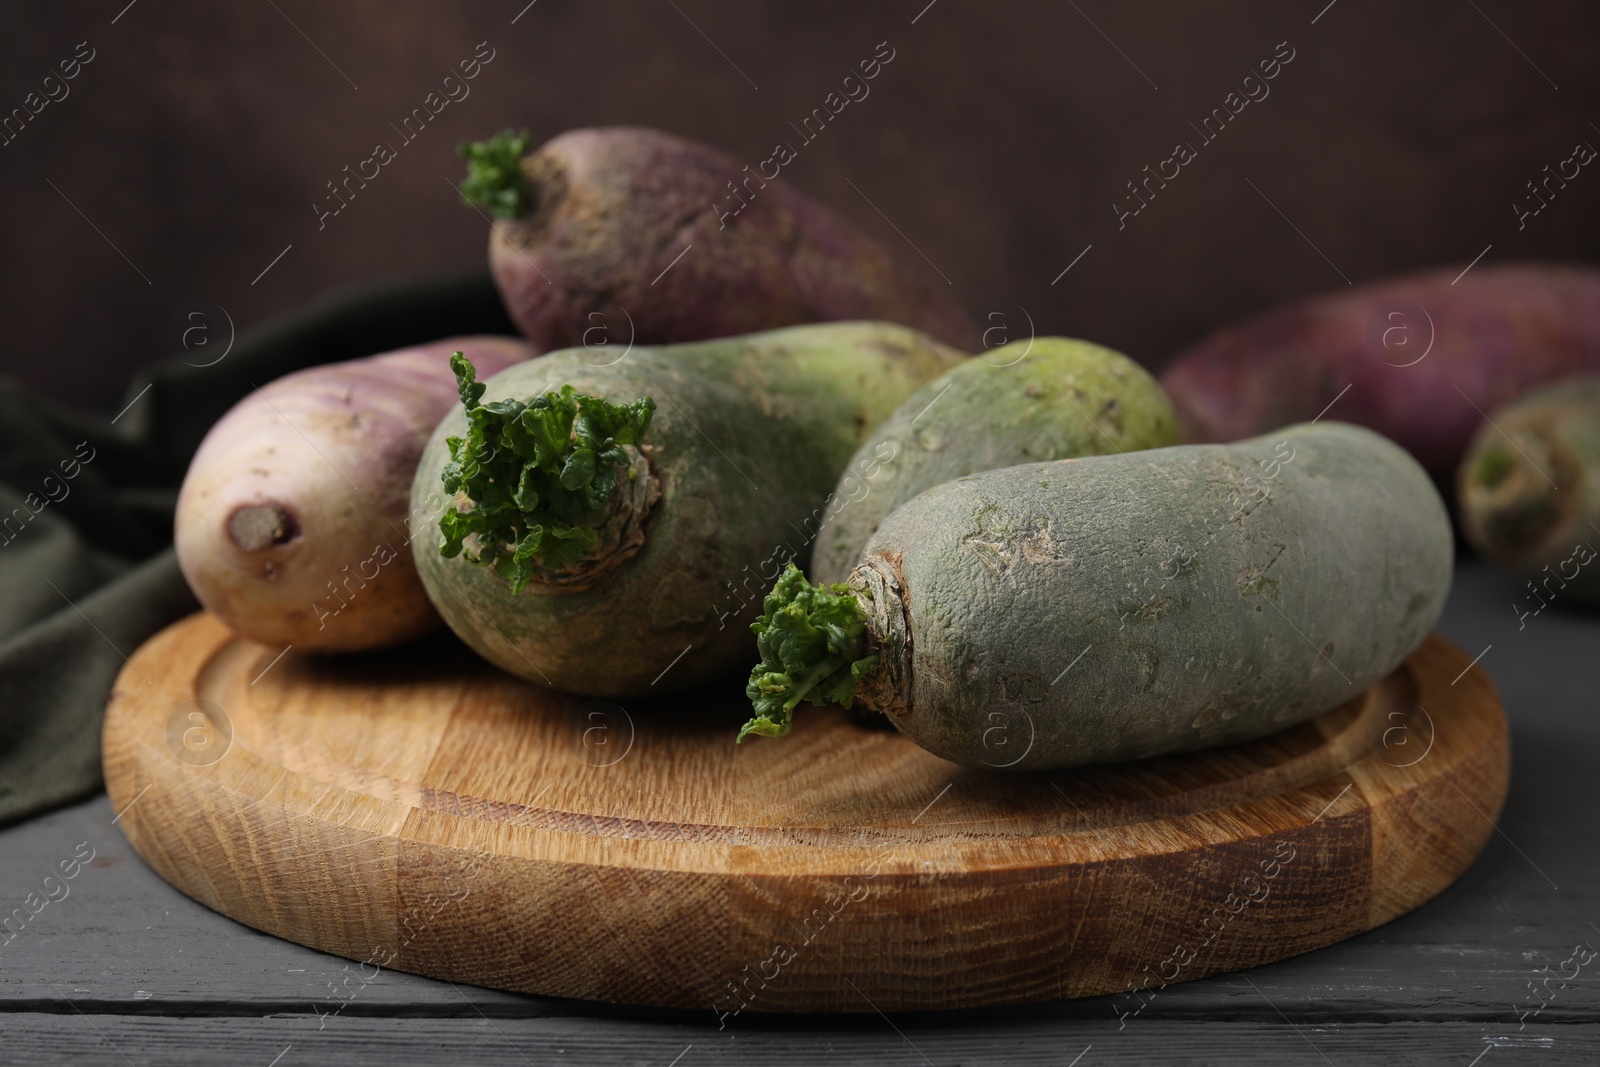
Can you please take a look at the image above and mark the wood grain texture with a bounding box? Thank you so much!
[101,615,1508,1013]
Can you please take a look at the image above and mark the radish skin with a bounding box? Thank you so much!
[175,336,533,651]
[1160,262,1600,477]
[810,338,1178,586]
[463,127,980,352]
[1458,376,1600,606]
[742,424,1453,769]
[411,322,964,695]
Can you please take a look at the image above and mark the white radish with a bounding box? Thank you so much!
[175,336,533,651]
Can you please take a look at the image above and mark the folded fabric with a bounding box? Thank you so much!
[0,270,514,827]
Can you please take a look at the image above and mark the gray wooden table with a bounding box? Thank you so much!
[1,558,1595,1065]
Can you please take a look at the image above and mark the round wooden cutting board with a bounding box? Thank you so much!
[103,614,1508,1014]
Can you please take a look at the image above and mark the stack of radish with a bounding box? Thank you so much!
[176,125,1599,772]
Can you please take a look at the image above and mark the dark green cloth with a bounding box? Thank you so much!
[0,270,515,827]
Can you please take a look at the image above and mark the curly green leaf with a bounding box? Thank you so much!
[738,563,879,742]
[439,353,655,594]
[457,129,534,220]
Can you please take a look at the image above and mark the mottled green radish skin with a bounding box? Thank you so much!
[811,338,1178,585]
[411,322,964,695]
[850,422,1452,769]
[1458,376,1600,605]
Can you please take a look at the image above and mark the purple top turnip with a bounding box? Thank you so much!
[1159,262,1600,478]
[457,127,979,352]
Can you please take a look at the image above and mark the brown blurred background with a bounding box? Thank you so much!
[2,0,1597,415]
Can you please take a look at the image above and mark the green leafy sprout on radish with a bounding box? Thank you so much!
[739,563,879,741]
[438,352,655,595]
[457,129,534,219]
